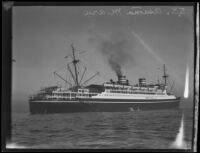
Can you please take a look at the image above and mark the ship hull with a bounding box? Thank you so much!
[29,98,180,114]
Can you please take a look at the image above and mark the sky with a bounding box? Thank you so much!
[12,6,194,110]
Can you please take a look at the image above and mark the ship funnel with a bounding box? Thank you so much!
[139,78,146,87]
[118,75,129,85]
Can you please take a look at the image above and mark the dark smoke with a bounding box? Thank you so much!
[88,27,133,76]
[100,32,132,76]
[109,59,122,76]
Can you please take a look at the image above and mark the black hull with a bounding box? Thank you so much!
[29,98,180,114]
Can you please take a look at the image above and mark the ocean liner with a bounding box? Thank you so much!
[29,44,180,114]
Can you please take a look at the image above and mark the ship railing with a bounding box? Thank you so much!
[30,90,100,101]
[41,97,77,101]
[107,89,157,94]
[104,85,158,91]
[99,92,158,97]
[77,92,99,97]
[35,92,99,100]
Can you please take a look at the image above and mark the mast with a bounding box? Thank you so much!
[162,64,168,86]
[64,43,99,88]
[71,43,79,87]
[67,64,76,84]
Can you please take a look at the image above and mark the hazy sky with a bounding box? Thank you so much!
[12,6,194,108]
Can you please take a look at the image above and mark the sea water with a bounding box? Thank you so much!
[9,103,193,149]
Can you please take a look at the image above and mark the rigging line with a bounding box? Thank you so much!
[79,60,102,80]
[68,77,73,88]
[81,72,100,86]
[54,71,72,86]
[79,67,87,85]
[78,60,107,81]
[55,62,72,73]
[78,60,97,73]
[76,50,87,54]
[168,80,175,92]
[76,60,110,84]
[54,65,67,73]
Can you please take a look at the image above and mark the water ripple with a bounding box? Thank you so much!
[11,108,193,149]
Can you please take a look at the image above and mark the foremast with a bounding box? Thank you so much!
[71,43,80,87]
[54,43,99,89]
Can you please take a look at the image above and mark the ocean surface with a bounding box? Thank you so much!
[9,104,194,149]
